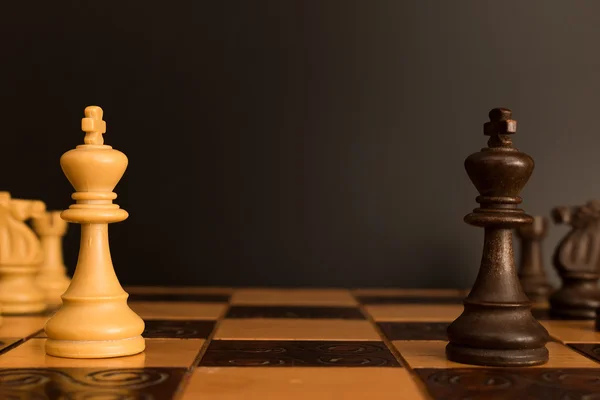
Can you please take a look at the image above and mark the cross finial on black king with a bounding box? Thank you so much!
[446,108,550,367]
[484,107,516,148]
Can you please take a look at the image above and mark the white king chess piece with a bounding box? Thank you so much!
[32,211,71,306]
[44,106,145,358]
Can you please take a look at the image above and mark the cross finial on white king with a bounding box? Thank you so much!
[81,106,106,145]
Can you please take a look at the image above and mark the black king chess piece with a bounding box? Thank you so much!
[446,108,549,367]
[550,201,600,320]
[516,216,553,303]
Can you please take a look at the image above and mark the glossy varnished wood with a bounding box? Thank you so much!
[378,322,450,341]
[416,368,600,400]
[226,305,365,319]
[199,340,401,367]
[365,304,463,322]
[128,301,227,320]
[0,287,600,399]
[0,367,186,399]
[214,319,380,341]
[0,338,205,368]
[184,368,425,400]
[396,341,598,369]
[230,289,357,306]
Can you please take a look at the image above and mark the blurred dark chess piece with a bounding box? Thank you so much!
[516,216,553,302]
[550,201,600,320]
[446,107,549,367]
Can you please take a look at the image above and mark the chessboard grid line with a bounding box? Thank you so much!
[173,295,232,400]
[28,329,44,340]
[547,332,566,345]
[0,339,26,357]
[0,327,48,359]
[353,293,434,400]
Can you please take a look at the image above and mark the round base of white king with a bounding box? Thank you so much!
[45,336,146,359]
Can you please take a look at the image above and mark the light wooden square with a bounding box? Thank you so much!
[0,338,204,368]
[366,304,464,322]
[214,319,380,341]
[230,289,357,306]
[393,340,599,369]
[0,317,49,337]
[542,320,600,343]
[352,288,463,297]
[128,302,227,320]
[182,367,426,400]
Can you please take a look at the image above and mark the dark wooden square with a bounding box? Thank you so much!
[568,343,600,364]
[415,368,600,399]
[142,320,216,339]
[128,293,231,302]
[199,340,401,367]
[356,295,463,305]
[225,306,364,319]
[0,368,186,399]
[378,322,449,340]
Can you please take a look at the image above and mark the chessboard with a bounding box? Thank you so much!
[0,287,599,399]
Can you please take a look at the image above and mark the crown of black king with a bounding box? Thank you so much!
[463,108,534,227]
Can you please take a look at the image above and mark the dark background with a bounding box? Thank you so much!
[1,1,598,288]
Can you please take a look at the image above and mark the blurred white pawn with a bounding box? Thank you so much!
[32,211,71,307]
[0,193,47,314]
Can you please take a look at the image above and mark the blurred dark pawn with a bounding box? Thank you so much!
[516,216,553,303]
